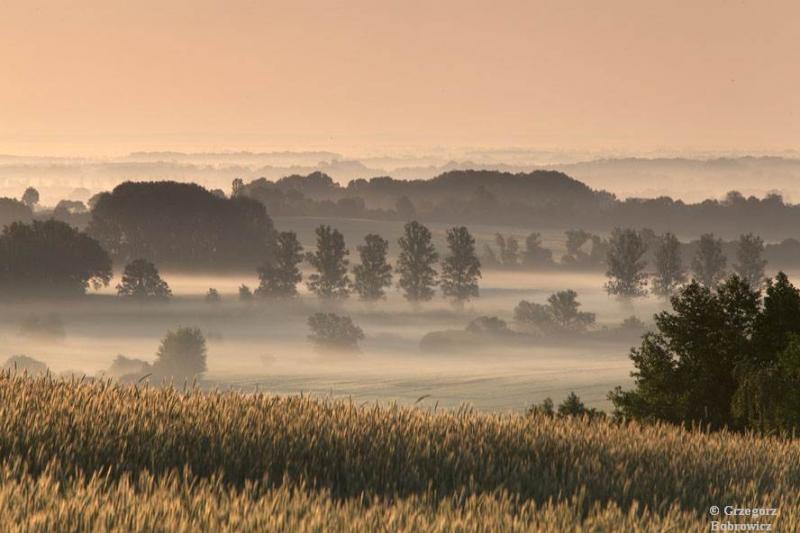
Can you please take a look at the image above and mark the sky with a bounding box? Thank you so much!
[1,0,799,156]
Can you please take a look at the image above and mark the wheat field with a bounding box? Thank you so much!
[0,371,796,531]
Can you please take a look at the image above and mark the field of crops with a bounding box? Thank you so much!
[0,372,796,531]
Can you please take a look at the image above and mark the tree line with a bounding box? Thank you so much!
[604,229,767,297]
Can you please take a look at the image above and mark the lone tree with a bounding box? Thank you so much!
[521,232,554,268]
[441,226,481,304]
[307,312,365,352]
[691,233,727,287]
[0,219,111,297]
[652,232,686,296]
[238,285,253,301]
[152,326,207,379]
[396,221,438,302]
[734,233,767,288]
[116,259,171,300]
[352,234,393,301]
[604,228,648,297]
[256,231,303,298]
[21,187,39,209]
[306,225,350,299]
[514,290,595,334]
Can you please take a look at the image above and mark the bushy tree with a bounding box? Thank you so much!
[152,327,207,379]
[610,276,759,428]
[307,312,364,351]
[352,234,392,300]
[441,226,481,304]
[306,226,350,299]
[734,233,767,288]
[396,221,438,302]
[21,187,39,208]
[604,228,648,297]
[257,231,303,298]
[521,232,554,268]
[514,290,595,334]
[117,259,171,300]
[88,181,276,270]
[0,220,111,297]
[652,232,685,296]
[691,233,727,287]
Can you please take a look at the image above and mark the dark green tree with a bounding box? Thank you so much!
[396,221,438,302]
[441,226,481,304]
[256,231,304,298]
[691,233,727,287]
[652,232,685,296]
[205,288,221,303]
[734,233,767,288]
[116,259,171,300]
[238,284,253,301]
[352,234,392,301]
[604,228,649,297]
[0,220,111,297]
[610,276,759,428]
[306,225,350,299]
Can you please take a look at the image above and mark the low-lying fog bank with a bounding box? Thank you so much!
[0,270,673,412]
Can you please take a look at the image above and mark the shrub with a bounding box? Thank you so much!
[152,327,207,380]
[307,313,364,352]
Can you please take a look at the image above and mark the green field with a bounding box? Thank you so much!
[0,373,794,531]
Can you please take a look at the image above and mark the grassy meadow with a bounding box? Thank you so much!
[0,372,794,531]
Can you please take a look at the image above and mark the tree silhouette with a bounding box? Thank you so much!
[352,234,392,300]
[604,228,648,297]
[734,233,767,288]
[256,231,304,298]
[441,226,481,304]
[205,288,221,303]
[88,181,275,270]
[116,259,171,300]
[238,285,253,301]
[691,233,727,287]
[652,232,685,296]
[21,187,39,208]
[306,225,350,299]
[495,234,519,267]
[521,232,554,268]
[396,221,438,302]
[0,220,111,297]
[153,327,207,379]
[307,312,364,352]
[514,290,595,334]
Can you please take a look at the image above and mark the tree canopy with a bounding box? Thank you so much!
[0,220,111,297]
[88,181,276,270]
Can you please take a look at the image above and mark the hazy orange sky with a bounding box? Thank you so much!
[2,0,799,156]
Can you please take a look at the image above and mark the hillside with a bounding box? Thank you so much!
[0,373,794,531]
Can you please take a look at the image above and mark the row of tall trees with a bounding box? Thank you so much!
[605,229,767,297]
[255,221,482,304]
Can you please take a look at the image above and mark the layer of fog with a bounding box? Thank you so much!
[5,150,800,205]
[1,270,672,413]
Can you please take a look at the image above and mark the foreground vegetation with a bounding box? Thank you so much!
[0,373,796,530]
